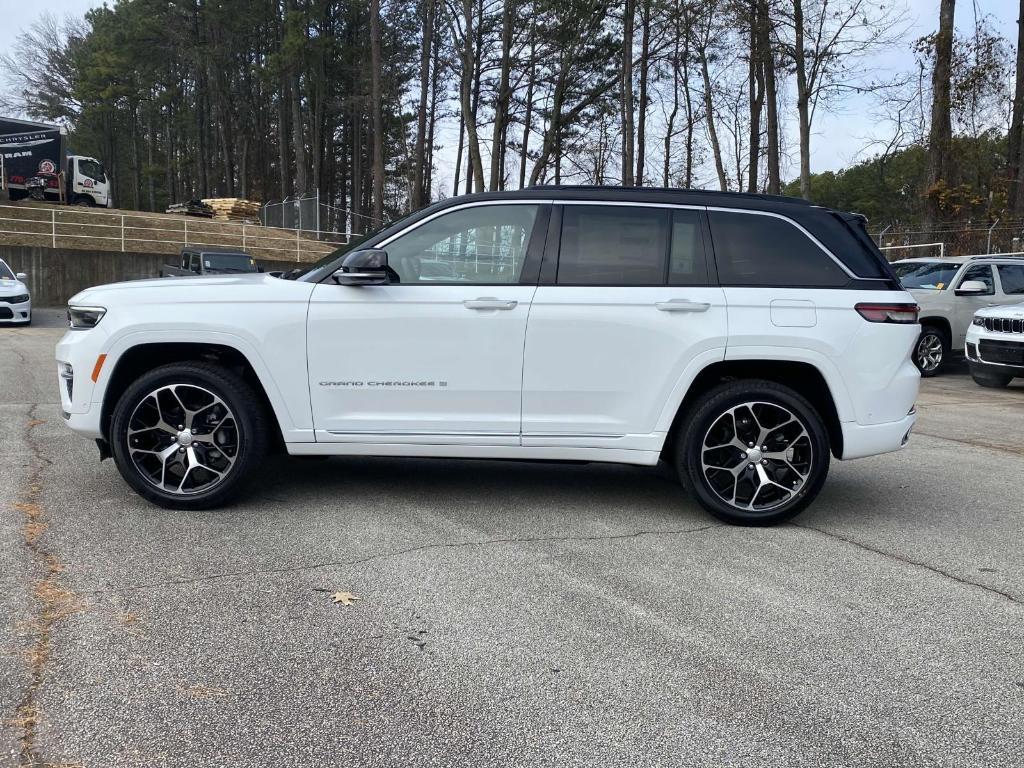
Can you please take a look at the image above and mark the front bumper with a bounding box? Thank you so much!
[0,296,31,323]
[840,410,916,460]
[965,325,1024,374]
[56,325,111,439]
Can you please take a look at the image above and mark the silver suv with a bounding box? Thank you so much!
[892,255,1024,376]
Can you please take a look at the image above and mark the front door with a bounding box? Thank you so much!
[521,204,727,452]
[953,264,997,346]
[307,202,546,444]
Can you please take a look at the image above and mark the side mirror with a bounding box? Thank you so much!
[332,249,390,286]
[15,272,27,280]
[955,280,989,296]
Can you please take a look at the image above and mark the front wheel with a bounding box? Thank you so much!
[110,363,268,509]
[677,380,831,525]
[913,326,947,377]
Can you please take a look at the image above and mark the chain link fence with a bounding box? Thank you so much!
[874,220,1024,260]
[260,192,385,241]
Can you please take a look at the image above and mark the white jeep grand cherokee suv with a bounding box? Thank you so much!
[966,302,1024,387]
[56,188,920,525]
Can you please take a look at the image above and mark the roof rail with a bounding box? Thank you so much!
[965,252,1024,260]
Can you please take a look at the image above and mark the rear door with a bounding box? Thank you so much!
[520,203,727,452]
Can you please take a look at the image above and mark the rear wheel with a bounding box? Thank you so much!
[913,325,947,377]
[677,380,830,525]
[970,369,1013,388]
[110,363,268,509]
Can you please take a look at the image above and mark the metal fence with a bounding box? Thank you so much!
[260,191,383,240]
[0,204,347,262]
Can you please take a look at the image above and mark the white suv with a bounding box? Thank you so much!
[966,301,1024,387]
[56,188,920,525]
[892,255,1024,376]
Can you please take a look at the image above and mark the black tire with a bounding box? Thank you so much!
[971,370,1012,388]
[676,380,831,526]
[913,325,947,377]
[110,362,269,509]
[74,195,95,207]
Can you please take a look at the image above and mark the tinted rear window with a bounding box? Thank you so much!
[998,264,1024,295]
[708,211,849,287]
[557,205,669,285]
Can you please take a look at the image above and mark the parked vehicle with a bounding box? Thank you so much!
[1,116,112,207]
[160,246,260,277]
[965,302,1024,387]
[0,258,31,325]
[56,187,920,525]
[891,255,1024,376]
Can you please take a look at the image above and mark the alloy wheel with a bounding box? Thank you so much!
[700,401,814,512]
[915,333,943,373]
[126,384,240,495]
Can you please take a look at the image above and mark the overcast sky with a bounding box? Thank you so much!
[0,0,1018,189]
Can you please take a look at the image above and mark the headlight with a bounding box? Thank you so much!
[972,317,986,327]
[3,294,30,304]
[67,305,106,329]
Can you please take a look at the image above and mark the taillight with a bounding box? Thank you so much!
[854,303,919,324]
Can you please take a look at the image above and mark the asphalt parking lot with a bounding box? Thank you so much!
[2,317,1022,768]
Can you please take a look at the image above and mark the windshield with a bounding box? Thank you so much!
[202,253,257,272]
[0,261,14,280]
[893,261,962,290]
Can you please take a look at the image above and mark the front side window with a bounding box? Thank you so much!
[557,205,670,285]
[708,210,849,288]
[78,159,106,183]
[959,264,994,295]
[997,264,1024,295]
[383,204,538,284]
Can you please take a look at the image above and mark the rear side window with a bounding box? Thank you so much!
[998,264,1024,295]
[708,210,849,288]
[669,210,708,285]
[557,205,669,285]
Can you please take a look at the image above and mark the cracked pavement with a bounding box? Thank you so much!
[1,311,1023,767]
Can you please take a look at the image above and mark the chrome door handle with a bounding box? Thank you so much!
[464,298,518,310]
[655,299,711,312]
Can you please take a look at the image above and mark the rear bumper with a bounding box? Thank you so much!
[840,411,916,460]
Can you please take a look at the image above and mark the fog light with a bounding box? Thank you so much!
[59,362,74,400]
[966,342,978,361]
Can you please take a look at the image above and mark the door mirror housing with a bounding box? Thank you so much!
[15,272,27,280]
[332,249,391,285]
[955,279,989,296]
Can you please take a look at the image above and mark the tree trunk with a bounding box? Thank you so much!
[698,49,727,191]
[621,0,635,185]
[1008,0,1024,214]
[758,0,780,194]
[278,77,291,200]
[925,0,956,226]
[747,1,764,192]
[635,0,650,186]
[370,0,385,220]
[519,35,537,189]
[489,0,515,191]
[793,0,811,199]
[455,0,485,193]
[412,0,434,209]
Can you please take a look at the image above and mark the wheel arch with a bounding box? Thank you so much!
[661,359,845,461]
[919,315,952,343]
[100,342,285,451]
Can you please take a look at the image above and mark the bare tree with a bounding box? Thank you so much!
[926,0,955,225]
[1008,0,1024,214]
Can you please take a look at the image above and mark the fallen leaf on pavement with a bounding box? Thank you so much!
[331,591,360,606]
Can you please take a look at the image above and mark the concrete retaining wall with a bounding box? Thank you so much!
[0,244,311,307]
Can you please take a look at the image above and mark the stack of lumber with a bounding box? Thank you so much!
[166,199,214,218]
[204,197,261,223]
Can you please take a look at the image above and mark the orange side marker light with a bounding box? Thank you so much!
[91,354,107,383]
